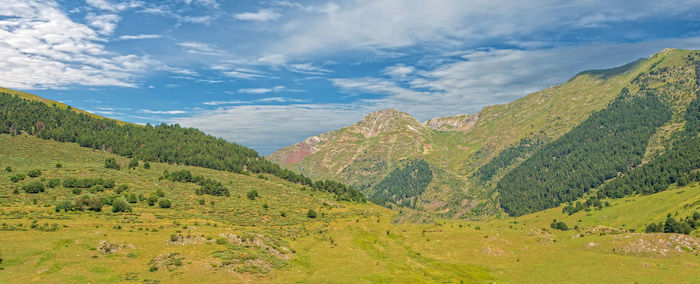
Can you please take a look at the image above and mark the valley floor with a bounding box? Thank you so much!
[0,134,699,283]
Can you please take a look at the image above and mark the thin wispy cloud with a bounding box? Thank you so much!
[234,9,280,21]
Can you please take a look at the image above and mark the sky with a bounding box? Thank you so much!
[1,0,700,155]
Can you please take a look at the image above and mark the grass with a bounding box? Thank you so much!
[0,134,699,283]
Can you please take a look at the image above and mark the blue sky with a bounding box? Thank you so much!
[1,0,700,154]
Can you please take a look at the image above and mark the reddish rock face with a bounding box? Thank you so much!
[283,143,316,165]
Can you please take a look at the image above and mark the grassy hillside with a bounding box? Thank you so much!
[1,134,699,282]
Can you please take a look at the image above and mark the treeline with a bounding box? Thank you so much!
[600,95,700,198]
[0,93,364,202]
[474,136,548,182]
[498,92,671,216]
[369,159,432,207]
[645,213,700,235]
[311,180,366,202]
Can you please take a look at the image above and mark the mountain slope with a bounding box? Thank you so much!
[269,49,672,218]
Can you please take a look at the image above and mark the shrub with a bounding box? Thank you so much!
[307,209,317,219]
[105,158,120,170]
[198,199,205,205]
[27,169,41,177]
[280,211,286,217]
[47,178,61,188]
[72,188,82,195]
[55,200,73,212]
[146,195,158,206]
[127,193,138,203]
[5,166,11,172]
[550,220,570,231]
[102,179,115,189]
[247,190,258,200]
[143,162,151,169]
[262,203,269,209]
[10,173,25,183]
[156,189,165,197]
[75,195,102,212]
[55,163,62,168]
[115,184,129,194]
[22,181,45,194]
[112,198,132,213]
[90,185,105,193]
[128,158,139,169]
[158,199,172,209]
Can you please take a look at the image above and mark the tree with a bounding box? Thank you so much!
[105,158,120,170]
[22,181,45,193]
[307,209,317,218]
[158,199,172,208]
[112,198,132,213]
[55,200,73,212]
[247,190,258,200]
[10,173,25,183]
[27,169,41,177]
[47,178,60,188]
[128,157,139,169]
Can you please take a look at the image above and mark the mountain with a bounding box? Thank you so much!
[269,48,700,218]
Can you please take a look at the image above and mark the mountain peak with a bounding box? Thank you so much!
[424,113,479,132]
[358,108,423,137]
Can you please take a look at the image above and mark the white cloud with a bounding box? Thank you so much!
[117,34,161,40]
[256,97,306,103]
[178,41,222,55]
[85,13,120,35]
[234,9,281,22]
[0,0,153,89]
[238,88,273,94]
[86,0,142,12]
[384,64,415,79]
[268,0,700,56]
[287,63,331,75]
[202,100,250,106]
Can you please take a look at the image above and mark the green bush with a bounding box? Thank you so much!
[115,184,129,194]
[75,194,102,212]
[127,193,138,203]
[55,163,62,168]
[10,173,25,183]
[112,198,132,213]
[27,169,41,177]
[247,190,258,200]
[5,166,11,172]
[72,188,82,195]
[46,178,61,188]
[550,220,570,231]
[22,181,45,194]
[146,195,158,206]
[158,199,172,209]
[143,162,150,169]
[128,158,139,169]
[307,209,317,219]
[105,158,120,170]
[90,185,105,193]
[55,200,73,212]
[156,189,165,197]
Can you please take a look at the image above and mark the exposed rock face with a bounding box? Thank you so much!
[356,108,426,137]
[424,113,478,132]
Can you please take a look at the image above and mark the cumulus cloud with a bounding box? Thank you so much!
[0,0,153,89]
[85,13,120,35]
[234,9,281,21]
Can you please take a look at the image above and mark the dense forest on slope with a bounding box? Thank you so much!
[0,93,364,202]
[473,136,549,182]
[600,92,700,198]
[497,91,671,216]
[369,159,432,207]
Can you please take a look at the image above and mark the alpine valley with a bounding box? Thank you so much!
[1,49,700,283]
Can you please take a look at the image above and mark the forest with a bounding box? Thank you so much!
[0,93,364,202]
[369,159,432,208]
[497,91,671,216]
